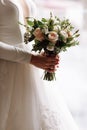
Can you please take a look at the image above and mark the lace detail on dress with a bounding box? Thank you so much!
[40,105,61,130]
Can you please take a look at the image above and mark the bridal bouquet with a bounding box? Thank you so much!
[20,13,80,81]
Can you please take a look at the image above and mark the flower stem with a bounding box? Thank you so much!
[43,71,56,81]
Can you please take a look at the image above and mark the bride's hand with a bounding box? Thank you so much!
[30,54,59,72]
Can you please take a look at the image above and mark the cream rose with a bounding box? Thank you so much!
[48,31,58,43]
[33,28,44,41]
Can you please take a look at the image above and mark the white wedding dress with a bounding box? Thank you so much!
[0,1,79,130]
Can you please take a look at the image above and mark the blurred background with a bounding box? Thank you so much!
[29,0,87,130]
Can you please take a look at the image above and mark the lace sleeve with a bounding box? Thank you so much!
[0,42,32,64]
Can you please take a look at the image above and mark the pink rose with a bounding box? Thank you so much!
[33,28,44,41]
[48,31,58,43]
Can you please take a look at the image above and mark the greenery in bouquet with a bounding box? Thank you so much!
[19,13,80,81]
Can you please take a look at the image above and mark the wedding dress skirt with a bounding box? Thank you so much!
[0,0,79,130]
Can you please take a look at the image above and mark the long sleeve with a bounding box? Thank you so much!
[0,42,32,64]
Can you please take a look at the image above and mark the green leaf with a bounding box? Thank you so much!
[33,20,39,28]
[42,18,47,22]
[18,21,26,27]
[38,20,43,25]
[37,20,44,28]
[27,20,34,26]
[74,29,79,35]
[75,34,80,37]
[67,37,73,42]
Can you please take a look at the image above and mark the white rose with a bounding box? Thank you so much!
[48,31,58,43]
[46,45,54,51]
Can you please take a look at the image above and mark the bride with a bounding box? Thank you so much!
[0,0,79,130]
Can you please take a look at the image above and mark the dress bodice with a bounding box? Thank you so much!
[0,0,22,45]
